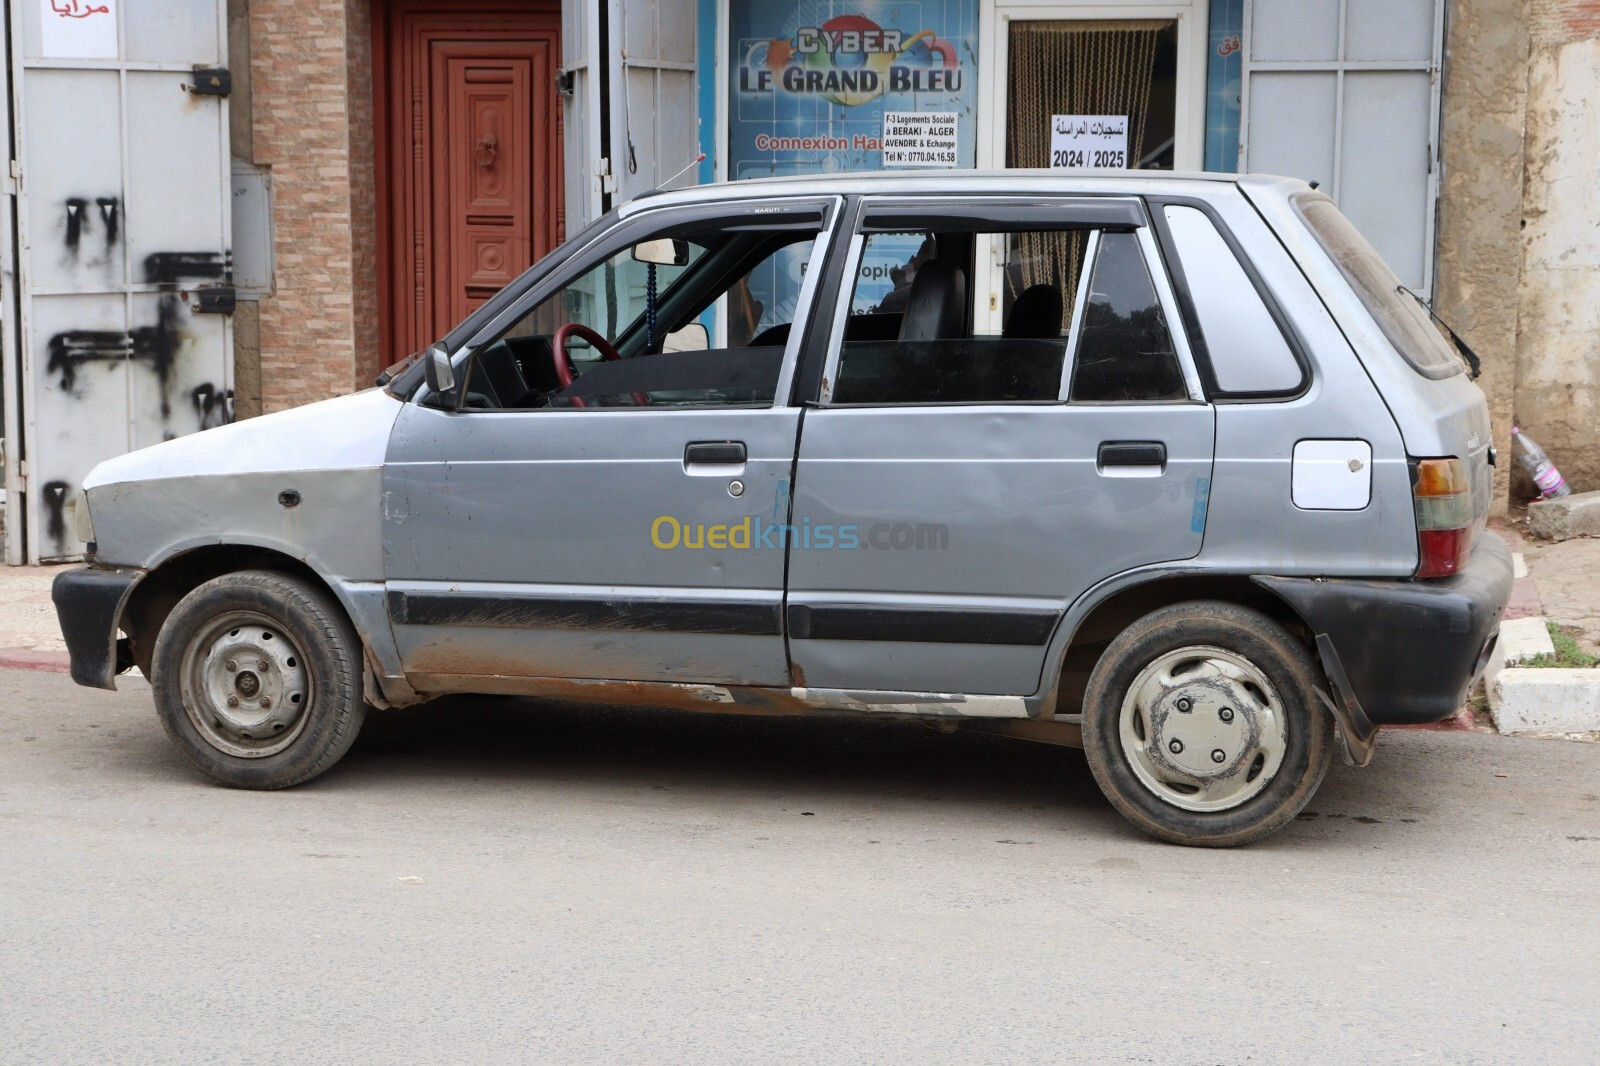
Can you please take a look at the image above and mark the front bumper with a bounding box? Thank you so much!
[52,566,142,690]
[1254,532,1513,727]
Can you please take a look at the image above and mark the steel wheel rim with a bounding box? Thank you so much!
[1118,645,1288,813]
[179,610,312,758]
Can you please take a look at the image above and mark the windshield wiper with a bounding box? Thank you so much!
[1399,286,1482,379]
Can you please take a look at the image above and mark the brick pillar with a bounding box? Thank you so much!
[250,0,378,412]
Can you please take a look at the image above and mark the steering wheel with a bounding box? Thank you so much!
[551,323,648,407]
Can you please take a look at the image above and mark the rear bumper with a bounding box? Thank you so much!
[1254,532,1513,725]
[52,566,141,690]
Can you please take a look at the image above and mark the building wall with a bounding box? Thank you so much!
[1437,0,1600,506]
[223,0,1594,505]
[1517,2,1600,493]
[1434,0,1530,511]
[248,0,378,414]
[227,0,262,421]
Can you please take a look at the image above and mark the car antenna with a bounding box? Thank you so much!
[658,152,706,192]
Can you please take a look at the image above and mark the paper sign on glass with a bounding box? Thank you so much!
[1049,114,1129,169]
[882,111,959,168]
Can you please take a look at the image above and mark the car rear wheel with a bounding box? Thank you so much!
[1081,601,1334,847]
[151,570,365,789]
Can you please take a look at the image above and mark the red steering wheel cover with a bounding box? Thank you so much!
[552,322,620,385]
[551,322,648,408]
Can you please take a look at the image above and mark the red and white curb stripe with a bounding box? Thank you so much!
[0,646,70,674]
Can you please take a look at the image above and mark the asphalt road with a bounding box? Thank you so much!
[3,668,1598,1065]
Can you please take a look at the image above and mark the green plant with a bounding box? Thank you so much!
[1523,622,1600,669]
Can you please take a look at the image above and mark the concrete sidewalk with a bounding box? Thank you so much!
[0,563,74,672]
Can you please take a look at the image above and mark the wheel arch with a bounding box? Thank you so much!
[1045,573,1315,717]
[121,544,352,678]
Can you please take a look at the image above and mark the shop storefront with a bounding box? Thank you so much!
[692,0,1442,293]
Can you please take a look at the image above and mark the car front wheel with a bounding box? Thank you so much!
[151,570,366,789]
[1081,601,1334,847]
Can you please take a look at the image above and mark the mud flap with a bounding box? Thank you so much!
[1315,633,1379,767]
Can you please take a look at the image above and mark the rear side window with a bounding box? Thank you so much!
[1293,193,1464,379]
[1068,232,1188,403]
[1162,205,1304,395]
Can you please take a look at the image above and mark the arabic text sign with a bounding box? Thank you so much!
[882,111,959,168]
[41,0,118,59]
[1049,114,1129,169]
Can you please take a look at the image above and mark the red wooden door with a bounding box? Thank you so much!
[376,2,563,362]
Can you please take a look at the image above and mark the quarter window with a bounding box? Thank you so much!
[1161,205,1304,395]
[1068,232,1188,403]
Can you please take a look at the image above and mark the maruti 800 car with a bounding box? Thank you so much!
[53,171,1512,846]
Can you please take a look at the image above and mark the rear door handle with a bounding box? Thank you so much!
[1097,441,1166,476]
[684,440,747,467]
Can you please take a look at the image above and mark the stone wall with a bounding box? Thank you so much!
[1437,0,1600,505]
[1434,0,1530,511]
[1517,2,1600,493]
[249,0,378,413]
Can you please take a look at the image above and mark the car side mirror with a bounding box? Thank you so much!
[423,344,456,400]
[633,238,689,267]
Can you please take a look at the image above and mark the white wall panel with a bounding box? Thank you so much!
[1241,0,1443,293]
[1338,71,1433,286]
[11,0,233,561]
[1246,72,1336,187]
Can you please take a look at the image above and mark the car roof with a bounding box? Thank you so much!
[619,170,1310,217]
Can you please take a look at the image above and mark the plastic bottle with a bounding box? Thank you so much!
[1511,426,1572,499]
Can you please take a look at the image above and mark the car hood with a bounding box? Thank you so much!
[84,388,402,490]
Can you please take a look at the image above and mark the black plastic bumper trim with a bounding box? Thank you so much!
[1253,533,1514,725]
[387,590,782,637]
[52,566,142,691]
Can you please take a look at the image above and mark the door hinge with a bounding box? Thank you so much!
[598,156,615,195]
[183,66,231,97]
[16,459,28,491]
[5,159,19,195]
[555,68,575,97]
[195,285,236,314]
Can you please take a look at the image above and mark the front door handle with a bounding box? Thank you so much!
[684,441,747,466]
[1097,441,1166,476]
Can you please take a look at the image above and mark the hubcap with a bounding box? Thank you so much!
[180,611,311,758]
[1118,646,1287,812]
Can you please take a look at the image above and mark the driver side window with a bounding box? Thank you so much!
[464,206,829,411]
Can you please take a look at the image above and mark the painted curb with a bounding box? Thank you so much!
[1485,541,1600,735]
[0,648,71,674]
[1491,668,1600,734]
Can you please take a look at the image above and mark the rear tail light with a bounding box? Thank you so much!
[1413,458,1472,578]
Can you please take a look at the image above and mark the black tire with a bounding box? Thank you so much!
[150,570,366,789]
[1081,601,1334,847]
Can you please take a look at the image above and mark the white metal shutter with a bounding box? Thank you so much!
[8,0,233,563]
[607,0,699,205]
[561,0,604,229]
[1240,0,1443,292]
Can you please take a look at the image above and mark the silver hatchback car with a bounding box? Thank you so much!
[54,171,1511,846]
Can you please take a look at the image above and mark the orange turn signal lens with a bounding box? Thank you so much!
[1413,458,1472,578]
[1414,458,1468,499]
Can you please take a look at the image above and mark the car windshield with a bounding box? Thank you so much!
[1293,193,1464,380]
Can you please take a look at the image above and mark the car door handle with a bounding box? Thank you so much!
[1097,441,1166,477]
[684,441,747,466]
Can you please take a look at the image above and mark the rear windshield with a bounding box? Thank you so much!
[1292,193,1463,379]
